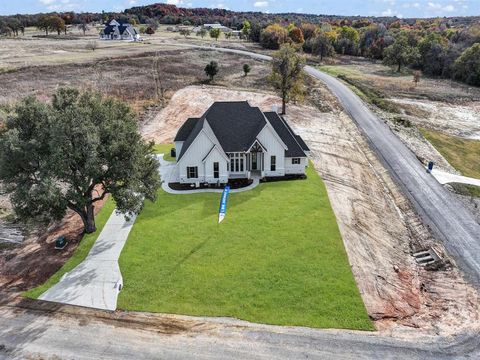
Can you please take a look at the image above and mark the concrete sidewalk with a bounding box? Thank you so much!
[431,168,480,187]
[39,211,136,311]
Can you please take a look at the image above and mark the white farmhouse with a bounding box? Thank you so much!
[172,101,309,185]
[99,20,140,41]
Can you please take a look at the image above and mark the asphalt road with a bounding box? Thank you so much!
[0,304,479,360]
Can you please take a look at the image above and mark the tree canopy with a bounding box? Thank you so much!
[0,88,161,233]
[269,44,305,115]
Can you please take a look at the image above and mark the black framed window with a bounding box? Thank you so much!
[292,158,301,164]
[235,158,239,172]
[213,162,219,178]
[187,166,198,179]
[271,156,276,171]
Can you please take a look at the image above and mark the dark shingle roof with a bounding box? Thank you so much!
[177,102,266,160]
[176,102,308,161]
[177,117,205,160]
[295,135,310,152]
[101,24,137,36]
[264,112,306,158]
[174,118,199,141]
[205,102,266,152]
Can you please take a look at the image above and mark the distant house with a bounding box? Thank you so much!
[203,23,232,32]
[99,20,140,41]
[172,101,309,185]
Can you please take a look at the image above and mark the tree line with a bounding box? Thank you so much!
[256,20,480,86]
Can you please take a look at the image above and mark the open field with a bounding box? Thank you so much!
[420,129,480,179]
[118,164,373,330]
[24,198,115,299]
[0,47,271,113]
[0,25,265,69]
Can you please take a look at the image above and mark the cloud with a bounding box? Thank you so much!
[427,2,456,12]
[167,0,183,4]
[39,0,80,11]
[254,1,269,8]
[211,3,228,9]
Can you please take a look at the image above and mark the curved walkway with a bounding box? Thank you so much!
[158,154,260,194]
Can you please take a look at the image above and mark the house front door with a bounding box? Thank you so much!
[251,153,258,170]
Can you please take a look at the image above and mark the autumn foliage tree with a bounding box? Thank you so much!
[288,27,305,45]
[269,44,305,115]
[260,24,288,49]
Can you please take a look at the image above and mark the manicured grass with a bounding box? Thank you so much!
[118,165,373,330]
[420,129,480,178]
[24,198,116,299]
[449,183,480,198]
[153,143,175,162]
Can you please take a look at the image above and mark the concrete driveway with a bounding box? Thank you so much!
[39,211,136,311]
[432,168,480,187]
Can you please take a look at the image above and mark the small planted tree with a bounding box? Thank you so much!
[210,28,221,41]
[78,21,89,36]
[196,28,207,38]
[205,61,219,82]
[179,28,191,38]
[269,44,305,114]
[413,70,421,86]
[243,64,251,76]
[0,88,161,234]
[146,27,155,35]
[86,40,97,51]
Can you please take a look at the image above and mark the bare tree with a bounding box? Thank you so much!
[78,21,90,36]
[413,70,421,86]
[86,40,97,51]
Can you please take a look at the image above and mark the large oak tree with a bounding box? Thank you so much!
[0,88,161,233]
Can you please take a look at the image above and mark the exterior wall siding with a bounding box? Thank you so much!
[285,157,307,174]
[177,131,215,183]
[256,125,286,177]
[175,141,183,159]
[204,148,228,184]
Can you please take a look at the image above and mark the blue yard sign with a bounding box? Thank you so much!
[218,185,231,223]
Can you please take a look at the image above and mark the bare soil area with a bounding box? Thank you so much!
[0,198,108,294]
[144,85,480,338]
[0,48,271,113]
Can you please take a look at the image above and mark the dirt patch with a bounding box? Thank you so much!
[146,85,480,337]
[390,98,480,141]
[0,197,108,294]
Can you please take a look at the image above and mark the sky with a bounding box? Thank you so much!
[0,0,478,18]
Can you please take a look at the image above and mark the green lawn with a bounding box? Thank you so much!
[24,198,116,299]
[153,143,175,162]
[117,164,373,330]
[421,129,480,178]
